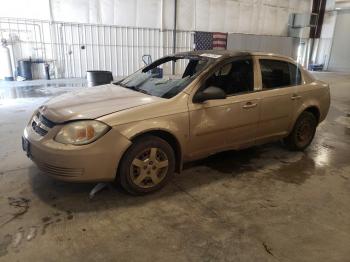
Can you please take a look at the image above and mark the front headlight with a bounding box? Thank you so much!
[54,120,110,145]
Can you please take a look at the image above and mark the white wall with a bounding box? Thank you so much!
[1,0,312,36]
[54,0,313,35]
[0,0,50,20]
[227,33,300,58]
[314,10,337,67]
[328,9,350,72]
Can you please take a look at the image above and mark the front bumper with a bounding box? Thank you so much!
[23,123,131,182]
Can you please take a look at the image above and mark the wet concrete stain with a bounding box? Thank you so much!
[8,197,30,210]
[269,154,316,185]
[39,210,74,235]
[41,222,54,236]
[262,242,274,257]
[184,147,261,175]
[1,208,75,253]
[65,210,74,220]
[184,143,316,185]
[0,81,87,100]
[1,197,31,227]
[41,216,51,223]
[0,234,12,257]
[321,143,336,150]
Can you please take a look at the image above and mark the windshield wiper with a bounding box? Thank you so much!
[115,82,129,88]
[136,88,151,95]
[117,83,151,95]
[116,82,137,90]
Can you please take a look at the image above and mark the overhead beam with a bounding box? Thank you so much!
[310,0,328,38]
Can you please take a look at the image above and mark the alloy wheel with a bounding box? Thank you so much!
[129,147,169,188]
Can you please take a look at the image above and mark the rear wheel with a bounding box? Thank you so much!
[118,135,175,195]
[284,111,317,151]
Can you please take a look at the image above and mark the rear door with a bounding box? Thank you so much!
[255,57,301,143]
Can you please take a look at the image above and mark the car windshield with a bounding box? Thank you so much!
[115,56,211,98]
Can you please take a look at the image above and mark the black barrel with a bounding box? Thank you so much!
[44,63,50,80]
[18,60,33,80]
[87,70,113,87]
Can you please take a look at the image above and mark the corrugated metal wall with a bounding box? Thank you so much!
[0,17,194,79]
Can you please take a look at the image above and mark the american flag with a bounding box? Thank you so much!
[194,31,228,50]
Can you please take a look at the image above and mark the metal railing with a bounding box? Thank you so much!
[0,17,194,79]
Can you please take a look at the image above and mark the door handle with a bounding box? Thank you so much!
[291,94,302,100]
[242,102,257,109]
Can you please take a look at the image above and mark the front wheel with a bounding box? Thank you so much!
[118,135,175,195]
[284,111,317,151]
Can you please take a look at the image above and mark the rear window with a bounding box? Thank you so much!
[259,59,302,89]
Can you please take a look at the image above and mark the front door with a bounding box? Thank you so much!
[187,57,260,159]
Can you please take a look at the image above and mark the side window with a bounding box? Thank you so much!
[205,59,254,95]
[259,59,290,89]
[259,59,302,89]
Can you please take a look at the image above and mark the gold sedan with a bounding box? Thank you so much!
[23,51,330,194]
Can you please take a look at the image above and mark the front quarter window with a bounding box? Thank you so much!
[116,56,210,99]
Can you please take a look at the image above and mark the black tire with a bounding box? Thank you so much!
[118,135,175,195]
[284,111,317,151]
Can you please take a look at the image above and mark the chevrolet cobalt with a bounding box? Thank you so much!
[23,51,330,194]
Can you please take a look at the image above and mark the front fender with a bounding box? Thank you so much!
[111,112,190,169]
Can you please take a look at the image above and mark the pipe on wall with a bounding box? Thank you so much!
[172,0,177,75]
[308,0,327,66]
[160,0,164,31]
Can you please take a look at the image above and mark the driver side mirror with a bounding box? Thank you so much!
[193,86,227,103]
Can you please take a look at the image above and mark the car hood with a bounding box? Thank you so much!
[40,84,162,123]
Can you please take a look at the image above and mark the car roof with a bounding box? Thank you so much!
[176,50,294,61]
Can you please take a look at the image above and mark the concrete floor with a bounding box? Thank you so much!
[0,73,350,262]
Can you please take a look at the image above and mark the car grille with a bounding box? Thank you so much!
[32,120,48,136]
[31,111,56,136]
[34,159,84,177]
